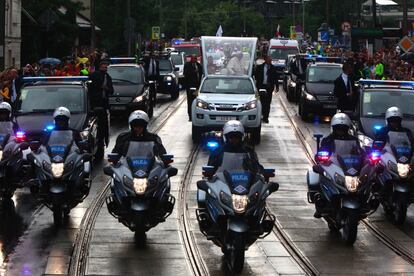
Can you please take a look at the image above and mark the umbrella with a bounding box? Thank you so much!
[39,57,61,65]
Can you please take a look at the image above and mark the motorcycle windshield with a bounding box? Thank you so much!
[217,152,251,194]
[333,140,363,175]
[388,131,412,163]
[201,36,257,77]
[47,130,73,161]
[126,141,155,174]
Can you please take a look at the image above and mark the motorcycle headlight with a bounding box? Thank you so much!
[81,130,89,140]
[51,163,64,178]
[165,76,173,82]
[291,82,296,88]
[196,99,210,110]
[345,176,360,192]
[133,178,148,195]
[232,194,249,213]
[397,163,410,178]
[244,100,257,110]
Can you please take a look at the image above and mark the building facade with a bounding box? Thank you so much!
[4,0,21,69]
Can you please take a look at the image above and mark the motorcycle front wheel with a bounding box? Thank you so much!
[225,233,245,273]
[342,214,358,245]
[53,207,64,228]
[394,198,407,225]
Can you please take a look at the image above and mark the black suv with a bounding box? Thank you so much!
[156,55,180,99]
[108,63,153,117]
[298,62,343,120]
[17,77,103,159]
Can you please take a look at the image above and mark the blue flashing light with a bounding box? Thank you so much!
[374,125,382,131]
[22,76,89,83]
[317,151,330,157]
[44,124,55,132]
[359,79,414,88]
[207,141,219,150]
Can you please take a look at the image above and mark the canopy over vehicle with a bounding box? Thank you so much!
[201,36,257,77]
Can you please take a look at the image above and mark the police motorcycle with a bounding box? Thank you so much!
[196,147,279,273]
[28,107,92,227]
[307,132,381,245]
[0,102,30,203]
[104,143,178,245]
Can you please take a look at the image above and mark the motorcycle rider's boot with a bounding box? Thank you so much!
[314,194,323,218]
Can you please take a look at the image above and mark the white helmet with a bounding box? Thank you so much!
[223,120,245,142]
[0,102,12,115]
[331,113,352,129]
[128,110,149,127]
[53,107,71,120]
[385,106,402,121]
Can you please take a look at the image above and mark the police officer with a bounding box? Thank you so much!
[208,120,263,175]
[112,110,166,158]
[376,107,414,147]
[0,102,18,134]
[43,107,82,145]
[89,59,113,158]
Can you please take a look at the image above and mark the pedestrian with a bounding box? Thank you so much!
[88,59,114,158]
[143,52,160,106]
[374,58,384,80]
[254,55,279,123]
[183,55,203,121]
[79,63,89,76]
[333,62,359,112]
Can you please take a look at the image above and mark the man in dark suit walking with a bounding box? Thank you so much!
[184,55,203,121]
[143,52,160,106]
[254,55,279,123]
[333,62,359,112]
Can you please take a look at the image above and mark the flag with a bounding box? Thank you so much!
[216,25,223,37]
[275,24,281,38]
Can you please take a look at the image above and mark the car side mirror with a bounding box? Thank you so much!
[197,179,209,191]
[167,166,178,177]
[29,140,41,152]
[268,181,279,193]
[107,153,121,164]
[162,154,174,165]
[174,67,180,71]
[103,166,113,176]
[312,164,324,174]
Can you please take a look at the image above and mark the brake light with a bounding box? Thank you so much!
[316,151,330,162]
[16,131,26,142]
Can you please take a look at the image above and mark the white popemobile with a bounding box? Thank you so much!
[191,36,262,144]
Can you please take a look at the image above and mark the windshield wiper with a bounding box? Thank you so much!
[112,78,137,84]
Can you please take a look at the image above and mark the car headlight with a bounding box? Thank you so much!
[232,194,249,213]
[397,163,410,178]
[51,163,64,178]
[196,99,210,110]
[345,176,360,192]
[133,95,145,102]
[133,178,148,195]
[358,135,373,147]
[291,82,296,88]
[244,100,257,110]
[304,91,315,101]
[165,76,173,82]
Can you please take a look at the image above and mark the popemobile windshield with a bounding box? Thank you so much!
[202,36,257,77]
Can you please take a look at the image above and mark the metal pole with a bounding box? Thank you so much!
[90,0,96,50]
[302,0,305,34]
[184,0,188,39]
[243,0,246,35]
[326,0,329,26]
[372,0,377,27]
[292,1,295,26]
[403,0,408,35]
[127,0,131,56]
[0,0,5,70]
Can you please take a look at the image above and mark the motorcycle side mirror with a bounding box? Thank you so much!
[197,180,209,191]
[107,153,120,164]
[268,181,279,194]
[103,166,113,176]
[78,140,89,151]
[202,165,215,178]
[19,142,30,151]
[162,154,174,165]
[263,168,275,180]
[29,141,41,152]
[167,166,178,177]
[312,164,324,175]
[190,87,197,95]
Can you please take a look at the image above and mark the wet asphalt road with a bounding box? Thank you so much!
[3,88,414,275]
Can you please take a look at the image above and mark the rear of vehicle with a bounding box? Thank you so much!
[357,80,414,139]
[174,42,202,63]
[156,57,180,99]
[170,52,185,84]
[108,64,152,116]
[268,39,299,79]
[299,62,342,119]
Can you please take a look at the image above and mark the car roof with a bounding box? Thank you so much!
[205,75,251,80]
[309,62,342,67]
[109,64,141,68]
[362,86,414,92]
[23,82,86,87]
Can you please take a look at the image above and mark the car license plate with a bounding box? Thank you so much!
[217,116,237,121]
[111,105,126,110]
[324,104,336,109]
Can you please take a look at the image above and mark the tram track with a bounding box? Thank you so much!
[278,93,414,266]
[68,96,186,276]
